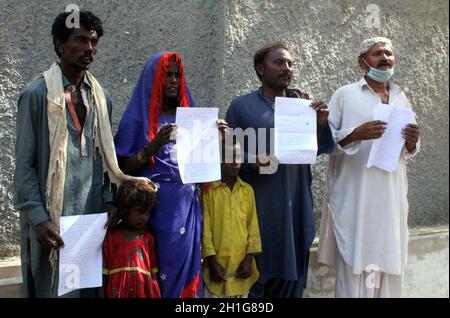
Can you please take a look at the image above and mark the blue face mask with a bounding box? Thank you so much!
[363,59,394,83]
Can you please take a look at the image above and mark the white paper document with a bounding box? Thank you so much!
[274,97,317,164]
[176,107,221,184]
[58,212,107,296]
[367,104,415,172]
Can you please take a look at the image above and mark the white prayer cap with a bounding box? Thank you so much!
[358,37,393,56]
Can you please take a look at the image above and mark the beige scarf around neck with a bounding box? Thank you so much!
[43,63,155,291]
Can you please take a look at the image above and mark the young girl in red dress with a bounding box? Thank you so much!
[102,179,161,298]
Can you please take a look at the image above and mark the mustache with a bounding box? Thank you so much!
[279,72,292,78]
[377,60,392,67]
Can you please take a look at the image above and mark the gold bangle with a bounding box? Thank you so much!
[137,151,147,164]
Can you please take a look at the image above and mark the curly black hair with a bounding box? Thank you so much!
[117,180,158,217]
[253,42,293,81]
[51,10,104,58]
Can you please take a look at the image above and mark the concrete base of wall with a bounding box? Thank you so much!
[0,227,448,298]
[0,258,24,298]
[304,227,449,298]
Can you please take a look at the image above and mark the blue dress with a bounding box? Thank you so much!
[114,52,202,298]
[140,113,202,298]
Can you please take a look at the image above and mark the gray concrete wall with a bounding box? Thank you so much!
[0,0,448,257]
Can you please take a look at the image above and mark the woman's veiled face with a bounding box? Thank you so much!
[164,63,181,99]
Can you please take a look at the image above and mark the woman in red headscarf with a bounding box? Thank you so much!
[114,52,227,298]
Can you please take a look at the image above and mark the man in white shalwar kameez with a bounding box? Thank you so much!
[318,37,420,298]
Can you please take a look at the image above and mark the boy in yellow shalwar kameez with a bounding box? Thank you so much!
[202,141,262,298]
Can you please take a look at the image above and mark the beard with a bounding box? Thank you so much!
[265,76,291,91]
[73,61,91,71]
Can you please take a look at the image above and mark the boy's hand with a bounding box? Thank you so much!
[236,254,253,279]
[206,256,226,283]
